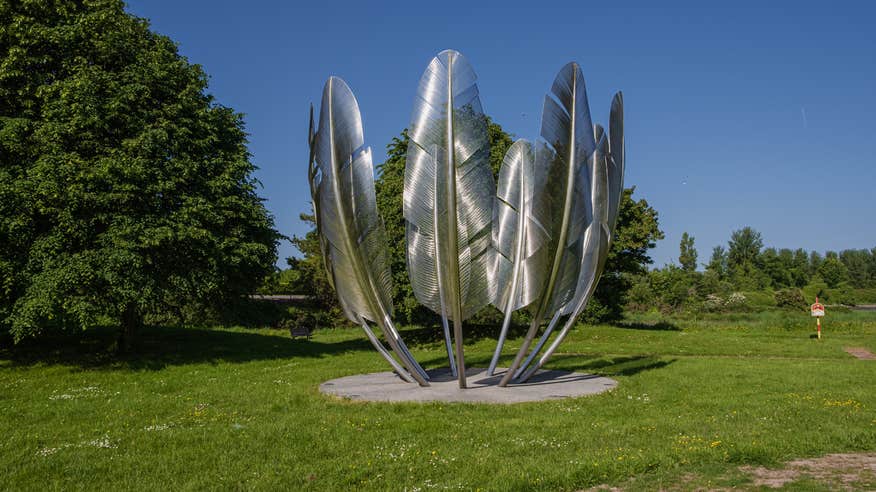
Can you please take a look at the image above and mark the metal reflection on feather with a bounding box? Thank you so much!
[513,92,625,383]
[403,50,496,388]
[497,62,595,387]
[307,77,429,386]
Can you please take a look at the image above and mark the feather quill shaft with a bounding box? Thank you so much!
[511,309,562,379]
[358,317,415,383]
[607,92,625,233]
[433,156,458,378]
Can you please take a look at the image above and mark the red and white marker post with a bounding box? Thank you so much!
[810,297,825,339]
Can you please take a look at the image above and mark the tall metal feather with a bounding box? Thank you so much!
[499,62,595,387]
[607,92,625,233]
[517,95,626,382]
[404,50,495,388]
[512,124,610,380]
[515,124,609,381]
[309,76,429,386]
[487,139,546,375]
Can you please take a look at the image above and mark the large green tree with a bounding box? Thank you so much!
[1,1,279,346]
[839,249,873,288]
[760,247,791,287]
[870,248,876,284]
[589,187,663,320]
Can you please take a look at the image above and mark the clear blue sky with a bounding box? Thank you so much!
[126,0,876,269]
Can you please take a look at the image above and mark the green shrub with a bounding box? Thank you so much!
[278,307,320,332]
[826,282,859,305]
[697,291,748,313]
[726,292,748,309]
[219,299,288,328]
[701,294,726,312]
[774,288,806,310]
[740,290,775,308]
[851,288,876,304]
[580,296,613,323]
[625,275,656,311]
[803,276,829,302]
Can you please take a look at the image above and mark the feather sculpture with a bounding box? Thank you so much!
[404,50,496,388]
[308,76,429,386]
[516,93,625,382]
[487,140,547,375]
[498,62,595,387]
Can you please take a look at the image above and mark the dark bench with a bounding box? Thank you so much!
[289,326,312,339]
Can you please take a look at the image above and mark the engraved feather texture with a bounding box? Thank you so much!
[404,50,495,322]
[309,76,394,324]
[498,61,597,386]
[563,123,611,316]
[491,139,546,312]
[512,129,609,380]
[516,114,623,383]
[530,61,595,318]
[607,92,625,233]
[565,95,625,318]
[307,105,335,293]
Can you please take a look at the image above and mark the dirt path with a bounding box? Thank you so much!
[850,304,876,311]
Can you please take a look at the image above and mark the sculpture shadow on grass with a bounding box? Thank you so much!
[410,353,674,381]
[611,320,681,331]
[0,325,373,371]
[399,318,681,351]
[545,354,676,377]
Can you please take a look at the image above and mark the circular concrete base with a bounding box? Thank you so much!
[320,367,617,404]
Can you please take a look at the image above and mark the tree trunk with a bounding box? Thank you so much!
[118,304,140,354]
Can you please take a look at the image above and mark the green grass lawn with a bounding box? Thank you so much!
[1,310,875,491]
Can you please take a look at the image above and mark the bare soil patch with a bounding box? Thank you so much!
[586,453,876,491]
[741,453,876,489]
[844,347,876,360]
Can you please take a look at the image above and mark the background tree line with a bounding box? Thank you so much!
[273,122,664,327]
[628,226,876,313]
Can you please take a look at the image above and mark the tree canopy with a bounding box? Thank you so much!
[630,224,876,312]
[587,186,663,320]
[727,226,764,270]
[0,1,279,346]
[679,232,697,272]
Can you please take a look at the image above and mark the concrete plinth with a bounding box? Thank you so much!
[319,367,616,404]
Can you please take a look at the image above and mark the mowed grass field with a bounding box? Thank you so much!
[1,310,875,491]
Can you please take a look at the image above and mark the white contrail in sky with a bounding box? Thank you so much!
[801,107,808,128]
